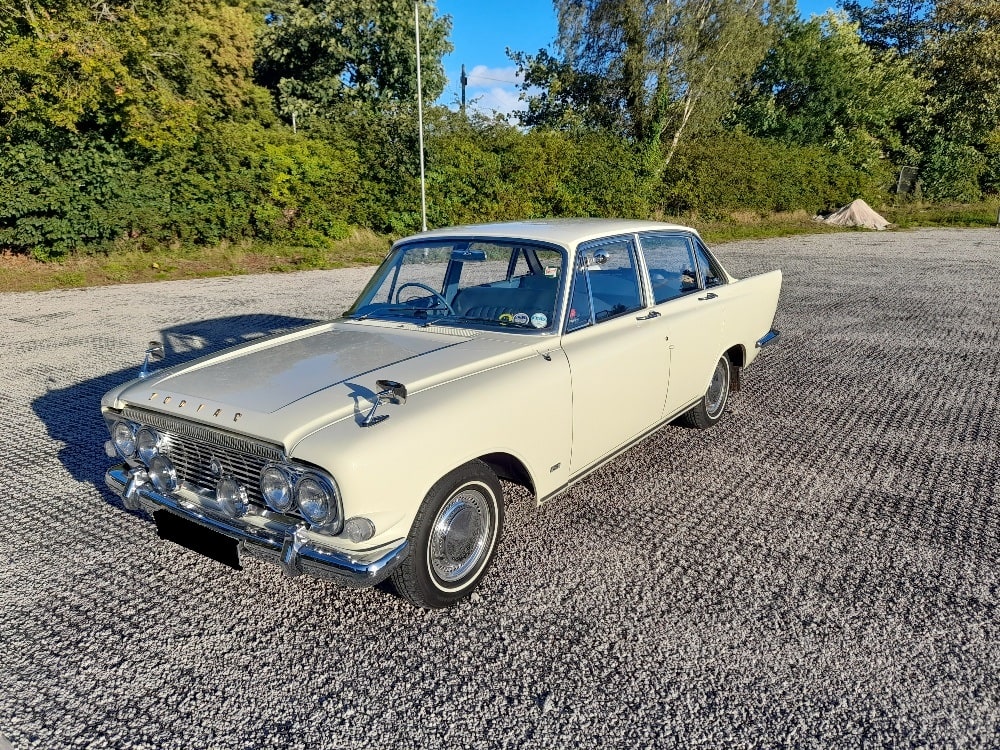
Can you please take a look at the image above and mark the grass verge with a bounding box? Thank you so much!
[1,203,996,293]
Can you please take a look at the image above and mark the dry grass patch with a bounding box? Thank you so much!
[0,229,392,293]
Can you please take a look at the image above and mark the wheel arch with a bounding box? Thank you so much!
[724,343,746,391]
[477,451,536,497]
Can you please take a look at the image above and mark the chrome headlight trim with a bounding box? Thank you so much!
[260,463,295,514]
[111,419,138,458]
[294,471,342,531]
[136,427,162,465]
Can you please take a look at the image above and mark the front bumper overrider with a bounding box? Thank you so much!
[105,464,408,587]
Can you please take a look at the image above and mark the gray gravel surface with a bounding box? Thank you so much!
[1,229,998,748]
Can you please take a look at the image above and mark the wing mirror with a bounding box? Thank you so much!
[590,250,612,266]
[361,380,408,427]
[139,340,164,379]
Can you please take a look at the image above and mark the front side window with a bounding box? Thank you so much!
[346,240,566,333]
[566,237,643,331]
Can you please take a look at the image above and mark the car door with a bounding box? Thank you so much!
[637,232,731,418]
[560,235,671,475]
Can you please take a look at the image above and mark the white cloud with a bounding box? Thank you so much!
[459,66,524,119]
[467,86,524,118]
[466,65,523,87]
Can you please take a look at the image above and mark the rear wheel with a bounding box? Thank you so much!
[391,461,505,608]
[683,355,731,429]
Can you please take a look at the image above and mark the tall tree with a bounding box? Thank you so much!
[838,0,934,56]
[0,0,267,149]
[255,0,452,118]
[925,0,1000,142]
[733,12,926,169]
[513,0,792,165]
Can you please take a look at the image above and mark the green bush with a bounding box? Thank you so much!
[921,137,986,203]
[0,134,136,260]
[659,131,892,216]
[0,123,362,258]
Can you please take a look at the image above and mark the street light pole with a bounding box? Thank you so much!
[415,1,427,232]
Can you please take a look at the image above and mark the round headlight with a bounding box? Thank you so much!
[217,477,250,518]
[136,427,161,465]
[148,454,178,493]
[295,473,340,529]
[260,464,294,513]
[111,420,137,458]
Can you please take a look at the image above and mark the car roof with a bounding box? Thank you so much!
[396,218,700,249]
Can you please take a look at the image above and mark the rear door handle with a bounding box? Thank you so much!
[698,292,718,301]
[636,310,661,321]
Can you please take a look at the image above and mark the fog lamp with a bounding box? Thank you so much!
[344,517,376,543]
[217,477,250,518]
[111,420,137,458]
[260,464,294,513]
[136,427,161,465]
[148,454,178,493]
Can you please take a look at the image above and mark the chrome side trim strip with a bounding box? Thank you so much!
[105,466,408,587]
[756,329,780,348]
[538,396,703,505]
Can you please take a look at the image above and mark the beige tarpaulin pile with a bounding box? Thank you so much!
[820,198,890,230]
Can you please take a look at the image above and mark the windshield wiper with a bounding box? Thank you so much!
[423,315,531,329]
[351,306,442,321]
[422,315,467,328]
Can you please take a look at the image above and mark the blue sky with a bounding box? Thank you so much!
[435,0,840,114]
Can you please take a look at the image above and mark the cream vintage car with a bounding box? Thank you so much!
[102,219,782,608]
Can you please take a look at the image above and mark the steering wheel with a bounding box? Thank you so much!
[395,282,455,314]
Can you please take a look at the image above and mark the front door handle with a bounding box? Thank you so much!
[698,292,718,301]
[636,310,661,321]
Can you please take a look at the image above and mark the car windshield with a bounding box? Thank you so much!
[346,239,567,332]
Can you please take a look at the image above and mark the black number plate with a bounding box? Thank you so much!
[154,510,242,570]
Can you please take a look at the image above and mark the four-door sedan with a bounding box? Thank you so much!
[102,219,782,607]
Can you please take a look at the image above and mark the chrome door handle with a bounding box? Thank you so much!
[635,310,661,321]
[698,292,718,301]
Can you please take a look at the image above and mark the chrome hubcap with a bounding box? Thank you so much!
[429,487,492,583]
[705,359,729,418]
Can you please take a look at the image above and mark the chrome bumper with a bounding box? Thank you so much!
[756,329,781,348]
[105,464,408,587]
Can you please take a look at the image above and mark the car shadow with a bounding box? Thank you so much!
[32,314,318,509]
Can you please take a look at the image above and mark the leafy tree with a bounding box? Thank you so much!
[924,0,1000,143]
[513,0,792,166]
[838,0,934,55]
[255,0,452,118]
[0,0,269,149]
[733,13,926,171]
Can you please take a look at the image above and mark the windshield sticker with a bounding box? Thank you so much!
[499,312,514,323]
[530,313,548,329]
[544,266,559,278]
[513,312,530,326]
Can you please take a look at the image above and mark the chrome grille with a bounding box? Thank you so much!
[122,407,297,510]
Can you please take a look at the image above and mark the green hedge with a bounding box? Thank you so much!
[659,131,894,216]
[0,115,970,260]
[0,123,360,260]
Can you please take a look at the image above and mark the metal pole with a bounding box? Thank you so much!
[415,1,428,232]
[460,63,467,114]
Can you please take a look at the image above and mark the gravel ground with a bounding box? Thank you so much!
[1,228,998,749]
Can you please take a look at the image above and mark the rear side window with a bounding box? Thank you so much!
[638,234,699,303]
[693,240,726,288]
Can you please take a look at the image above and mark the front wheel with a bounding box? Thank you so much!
[390,461,505,608]
[683,355,731,430]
